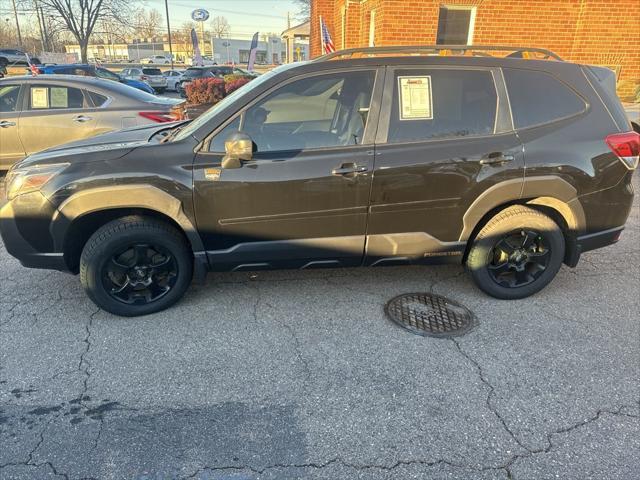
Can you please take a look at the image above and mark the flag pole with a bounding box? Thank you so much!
[319,15,325,55]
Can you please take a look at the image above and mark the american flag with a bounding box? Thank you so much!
[320,17,336,54]
[25,53,39,76]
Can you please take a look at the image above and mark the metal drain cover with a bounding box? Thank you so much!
[385,293,476,338]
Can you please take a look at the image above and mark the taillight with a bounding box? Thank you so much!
[141,75,149,81]
[606,131,640,170]
[138,111,178,123]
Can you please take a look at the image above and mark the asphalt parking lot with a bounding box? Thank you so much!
[0,174,638,480]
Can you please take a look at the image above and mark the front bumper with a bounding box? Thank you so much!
[0,195,68,271]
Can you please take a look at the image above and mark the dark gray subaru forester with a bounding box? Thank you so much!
[1,46,637,316]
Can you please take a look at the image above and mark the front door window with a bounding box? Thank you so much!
[210,70,376,153]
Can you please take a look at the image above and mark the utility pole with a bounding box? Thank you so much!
[164,0,174,69]
[11,0,23,47]
[33,0,46,53]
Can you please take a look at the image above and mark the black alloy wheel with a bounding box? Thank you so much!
[487,230,551,288]
[103,243,178,305]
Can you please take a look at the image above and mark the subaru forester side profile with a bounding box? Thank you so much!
[1,46,637,317]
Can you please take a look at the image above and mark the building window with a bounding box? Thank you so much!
[436,6,476,45]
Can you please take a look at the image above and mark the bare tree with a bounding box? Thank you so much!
[210,16,230,39]
[133,8,163,39]
[293,0,311,21]
[38,0,131,63]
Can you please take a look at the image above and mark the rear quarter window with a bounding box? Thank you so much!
[504,68,587,129]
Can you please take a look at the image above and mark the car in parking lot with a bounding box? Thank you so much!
[120,67,168,94]
[1,45,637,317]
[38,64,155,94]
[177,66,256,97]
[0,75,184,169]
[163,69,185,92]
[140,55,171,64]
[0,48,40,66]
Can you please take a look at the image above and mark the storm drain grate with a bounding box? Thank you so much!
[384,293,476,338]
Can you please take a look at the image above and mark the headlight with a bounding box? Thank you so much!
[6,163,69,201]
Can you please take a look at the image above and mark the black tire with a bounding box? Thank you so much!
[80,216,193,317]
[467,205,565,299]
[155,88,166,94]
[0,57,8,67]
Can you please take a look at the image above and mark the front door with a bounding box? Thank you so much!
[193,68,383,271]
[0,83,25,169]
[18,83,98,155]
[365,66,524,265]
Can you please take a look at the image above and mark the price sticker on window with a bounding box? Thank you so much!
[398,76,433,120]
[50,87,69,108]
[31,87,49,109]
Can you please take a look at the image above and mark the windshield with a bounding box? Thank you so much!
[96,68,120,81]
[173,63,302,142]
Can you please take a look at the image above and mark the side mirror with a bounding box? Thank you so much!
[221,132,253,169]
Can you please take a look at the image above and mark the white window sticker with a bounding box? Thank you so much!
[50,87,69,108]
[398,76,433,120]
[31,87,49,109]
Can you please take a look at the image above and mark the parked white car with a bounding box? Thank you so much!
[140,55,171,64]
[163,70,185,92]
[186,56,217,66]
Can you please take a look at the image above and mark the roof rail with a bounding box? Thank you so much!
[314,45,563,62]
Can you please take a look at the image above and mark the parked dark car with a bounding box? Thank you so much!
[1,45,637,317]
[0,75,184,169]
[177,66,256,97]
[38,64,155,94]
[0,48,40,66]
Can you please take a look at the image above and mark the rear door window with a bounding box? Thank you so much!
[28,85,86,110]
[386,69,498,143]
[503,68,587,129]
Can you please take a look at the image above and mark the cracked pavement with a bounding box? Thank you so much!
[1,174,639,479]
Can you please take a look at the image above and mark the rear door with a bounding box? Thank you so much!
[365,66,523,265]
[0,83,25,168]
[18,83,98,155]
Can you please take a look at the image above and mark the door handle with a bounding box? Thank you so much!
[0,121,16,128]
[480,153,515,165]
[332,164,368,176]
[73,115,92,123]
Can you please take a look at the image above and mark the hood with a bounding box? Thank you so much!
[18,122,181,168]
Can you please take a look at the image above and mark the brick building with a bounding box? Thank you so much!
[310,0,639,99]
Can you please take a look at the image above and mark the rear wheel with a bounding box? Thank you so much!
[80,216,193,316]
[467,206,565,299]
[155,88,166,94]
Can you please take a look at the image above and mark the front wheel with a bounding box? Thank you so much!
[80,216,193,316]
[467,206,565,299]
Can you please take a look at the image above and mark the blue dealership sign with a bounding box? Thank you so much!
[191,9,210,22]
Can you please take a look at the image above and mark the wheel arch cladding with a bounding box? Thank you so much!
[51,185,204,271]
[459,176,586,266]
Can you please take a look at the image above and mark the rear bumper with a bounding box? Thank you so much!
[0,198,68,271]
[576,226,624,254]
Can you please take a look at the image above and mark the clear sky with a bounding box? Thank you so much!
[141,0,303,39]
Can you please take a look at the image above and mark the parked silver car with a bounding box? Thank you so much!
[120,67,168,93]
[163,69,185,92]
[0,75,184,169]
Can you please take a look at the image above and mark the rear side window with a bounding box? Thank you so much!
[504,69,586,129]
[142,68,162,75]
[28,85,86,110]
[87,91,108,107]
[387,69,498,143]
[0,85,21,112]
